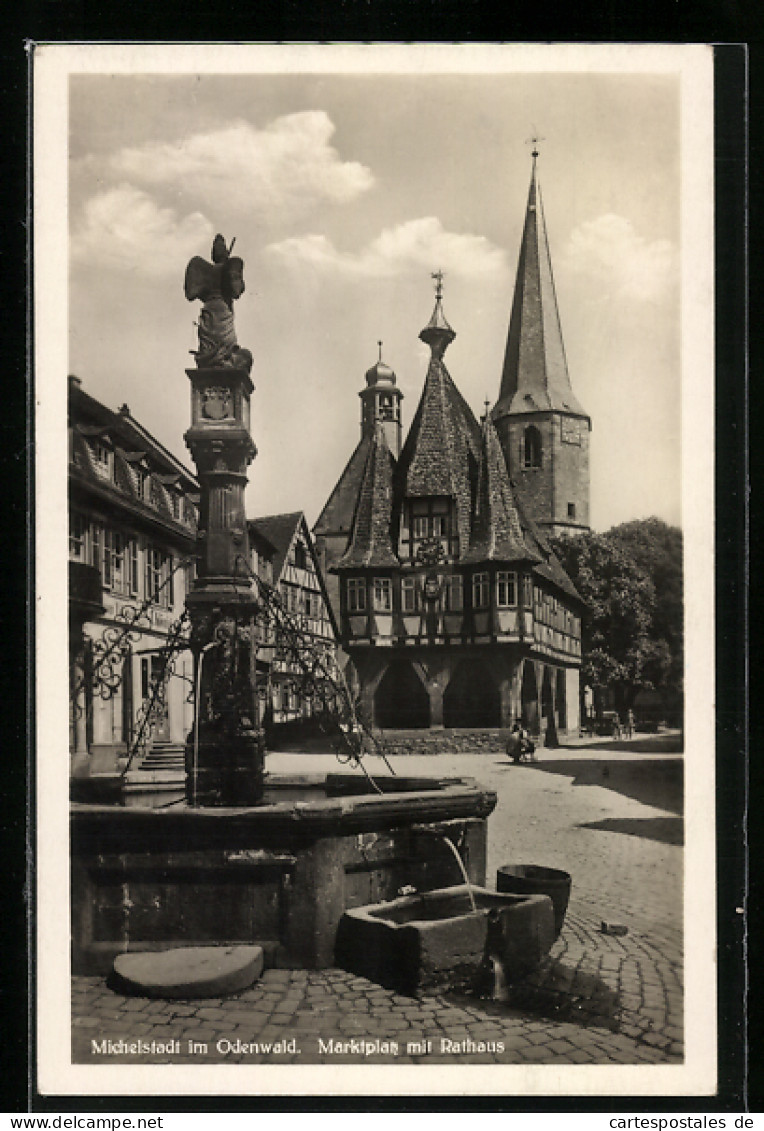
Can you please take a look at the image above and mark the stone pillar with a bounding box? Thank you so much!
[534,660,544,741]
[413,657,449,730]
[566,666,581,735]
[352,652,388,730]
[492,653,517,728]
[428,684,444,729]
[184,366,265,806]
[71,639,90,778]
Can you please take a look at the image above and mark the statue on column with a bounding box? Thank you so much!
[184,234,253,373]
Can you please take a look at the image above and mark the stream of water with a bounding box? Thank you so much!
[438,835,477,915]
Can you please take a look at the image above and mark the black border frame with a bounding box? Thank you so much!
[3,15,751,1115]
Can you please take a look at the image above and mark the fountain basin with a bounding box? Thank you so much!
[334,883,556,996]
[71,773,496,974]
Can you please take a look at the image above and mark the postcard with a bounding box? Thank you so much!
[34,42,716,1099]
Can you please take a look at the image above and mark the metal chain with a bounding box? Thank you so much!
[234,555,395,780]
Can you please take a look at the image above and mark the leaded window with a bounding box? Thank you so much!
[496,570,517,608]
[69,512,87,560]
[444,574,463,612]
[401,576,419,613]
[472,572,489,609]
[372,577,392,612]
[347,578,366,613]
[146,546,173,608]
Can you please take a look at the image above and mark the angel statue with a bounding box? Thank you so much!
[184,234,253,372]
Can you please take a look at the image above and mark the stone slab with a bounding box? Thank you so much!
[113,945,264,999]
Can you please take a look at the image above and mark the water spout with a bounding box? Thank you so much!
[438,835,477,914]
[474,907,510,1002]
[412,827,477,914]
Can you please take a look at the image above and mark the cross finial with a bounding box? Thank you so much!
[484,397,491,415]
[431,269,445,300]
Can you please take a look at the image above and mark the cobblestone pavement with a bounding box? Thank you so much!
[72,736,683,1066]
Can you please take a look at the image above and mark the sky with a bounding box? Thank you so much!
[67,63,683,532]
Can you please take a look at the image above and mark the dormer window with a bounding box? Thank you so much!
[523,426,542,468]
[91,441,113,480]
[405,497,455,561]
[135,465,150,502]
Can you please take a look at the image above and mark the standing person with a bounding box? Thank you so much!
[625,708,635,739]
[612,713,622,740]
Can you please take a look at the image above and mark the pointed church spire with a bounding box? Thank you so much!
[493,153,586,420]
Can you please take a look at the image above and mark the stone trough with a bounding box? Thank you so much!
[334,883,556,997]
[71,772,497,975]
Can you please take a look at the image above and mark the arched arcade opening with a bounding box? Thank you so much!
[374,660,430,729]
[443,659,501,728]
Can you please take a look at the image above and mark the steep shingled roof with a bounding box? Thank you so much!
[248,512,303,582]
[493,157,588,422]
[313,434,374,541]
[509,488,584,604]
[337,425,399,569]
[463,416,541,565]
[395,295,482,551]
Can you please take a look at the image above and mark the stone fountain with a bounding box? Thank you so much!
[182,232,263,808]
[70,236,558,991]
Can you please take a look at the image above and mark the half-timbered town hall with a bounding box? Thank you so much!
[314,155,589,737]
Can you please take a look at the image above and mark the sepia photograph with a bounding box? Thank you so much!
[34,42,716,1098]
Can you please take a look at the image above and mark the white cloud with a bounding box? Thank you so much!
[70,184,213,275]
[265,217,507,279]
[96,112,373,221]
[561,214,677,302]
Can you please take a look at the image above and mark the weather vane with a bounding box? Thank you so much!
[378,340,383,362]
[431,269,445,300]
[525,129,545,160]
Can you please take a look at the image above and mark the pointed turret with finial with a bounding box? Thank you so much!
[359,339,403,457]
[419,270,456,359]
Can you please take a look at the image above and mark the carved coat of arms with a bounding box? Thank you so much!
[201,387,233,421]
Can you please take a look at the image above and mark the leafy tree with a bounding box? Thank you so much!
[608,517,683,667]
[551,519,682,717]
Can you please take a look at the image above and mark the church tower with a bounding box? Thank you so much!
[492,148,591,538]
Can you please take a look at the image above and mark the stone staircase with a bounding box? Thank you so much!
[123,740,186,797]
[137,740,186,774]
